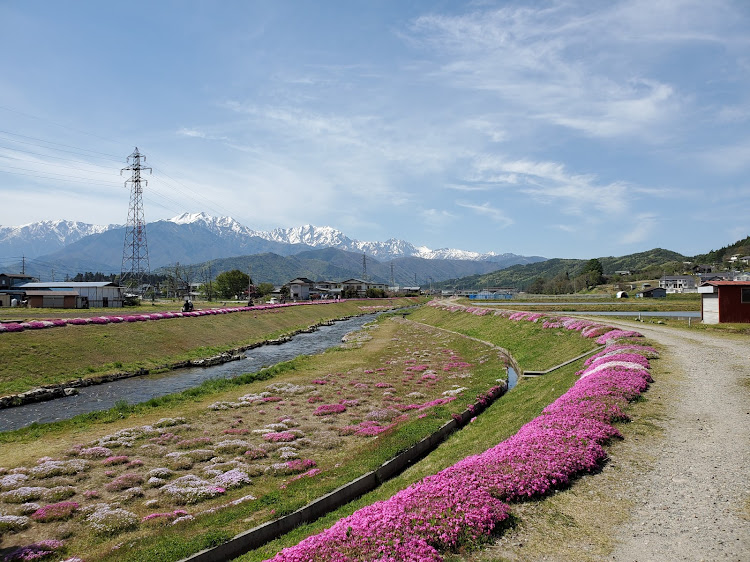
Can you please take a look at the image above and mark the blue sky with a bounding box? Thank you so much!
[0,0,748,259]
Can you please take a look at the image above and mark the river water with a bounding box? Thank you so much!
[0,314,383,432]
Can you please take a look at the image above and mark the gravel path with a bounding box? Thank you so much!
[606,323,750,561]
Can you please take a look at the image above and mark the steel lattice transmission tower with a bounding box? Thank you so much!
[120,147,151,293]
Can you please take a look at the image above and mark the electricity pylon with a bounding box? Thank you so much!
[120,147,151,294]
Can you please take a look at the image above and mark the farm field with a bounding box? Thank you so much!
[0,298,420,396]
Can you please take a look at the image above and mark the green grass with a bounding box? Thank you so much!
[0,298,418,395]
[235,359,584,562]
[408,305,598,370]
[0,303,608,561]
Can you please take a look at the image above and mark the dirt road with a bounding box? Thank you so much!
[607,322,749,561]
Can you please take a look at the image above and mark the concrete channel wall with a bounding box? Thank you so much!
[179,382,508,562]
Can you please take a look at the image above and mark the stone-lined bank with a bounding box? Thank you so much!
[0,317,354,410]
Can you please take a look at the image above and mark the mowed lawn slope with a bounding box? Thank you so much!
[0,299,417,396]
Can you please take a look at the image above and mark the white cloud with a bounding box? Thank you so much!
[456,201,512,226]
[406,1,745,141]
[621,213,659,245]
[468,155,630,216]
[419,208,456,227]
[700,141,750,174]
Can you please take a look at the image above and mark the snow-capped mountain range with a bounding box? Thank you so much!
[0,212,526,263]
[169,212,515,262]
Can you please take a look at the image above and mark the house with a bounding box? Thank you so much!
[16,282,124,308]
[659,275,697,293]
[314,281,342,299]
[699,281,750,324]
[615,270,632,276]
[636,287,667,298]
[0,273,35,290]
[341,278,369,297]
[287,278,315,300]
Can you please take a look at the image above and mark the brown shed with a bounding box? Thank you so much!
[24,290,79,309]
[698,281,750,324]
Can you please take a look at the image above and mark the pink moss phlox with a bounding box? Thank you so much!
[270,334,656,561]
[263,431,297,443]
[595,329,642,344]
[2,539,65,561]
[102,455,129,466]
[313,404,347,416]
[30,501,79,522]
[142,509,189,523]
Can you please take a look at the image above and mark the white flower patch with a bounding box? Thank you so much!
[85,504,139,534]
[146,477,167,489]
[278,447,299,460]
[266,382,315,395]
[0,486,48,503]
[160,475,225,504]
[30,459,89,479]
[578,361,648,380]
[146,467,174,479]
[0,473,28,490]
[213,468,251,490]
[185,449,216,462]
[154,417,187,428]
[442,387,467,397]
[214,439,251,454]
[0,514,30,532]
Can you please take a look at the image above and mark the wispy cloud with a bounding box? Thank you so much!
[468,155,629,216]
[621,213,659,245]
[419,208,456,228]
[407,1,745,142]
[456,201,513,226]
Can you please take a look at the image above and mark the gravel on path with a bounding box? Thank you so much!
[605,322,749,562]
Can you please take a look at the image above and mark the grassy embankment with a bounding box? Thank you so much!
[0,304,599,561]
[456,292,700,313]
[236,306,604,561]
[0,298,419,396]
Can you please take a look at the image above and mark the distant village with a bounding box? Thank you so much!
[1,254,749,326]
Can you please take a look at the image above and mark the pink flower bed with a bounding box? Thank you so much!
[0,300,351,336]
[313,404,347,416]
[269,329,655,562]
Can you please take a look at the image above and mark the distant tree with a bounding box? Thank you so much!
[280,286,290,300]
[215,269,251,299]
[342,286,359,299]
[581,259,604,287]
[366,287,385,298]
[527,277,546,294]
[256,282,274,297]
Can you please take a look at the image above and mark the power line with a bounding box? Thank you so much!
[0,130,121,159]
[0,153,116,175]
[0,143,120,166]
[0,168,122,186]
[0,105,124,148]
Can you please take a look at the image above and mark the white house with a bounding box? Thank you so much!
[659,275,697,293]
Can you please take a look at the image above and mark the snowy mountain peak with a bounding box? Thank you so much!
[1,213,543,266]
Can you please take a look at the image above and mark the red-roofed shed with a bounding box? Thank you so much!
[698,281,750,324]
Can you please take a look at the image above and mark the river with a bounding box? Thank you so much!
[0,313,382,432]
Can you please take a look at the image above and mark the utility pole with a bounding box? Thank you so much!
[21,255,25,275]
[390,261,395,288]
[120,147,151,295]
[362,252,367,281]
